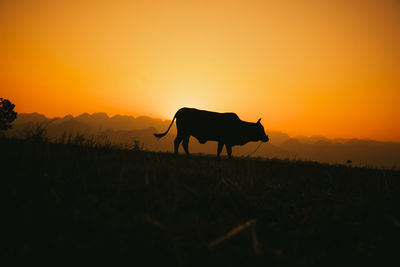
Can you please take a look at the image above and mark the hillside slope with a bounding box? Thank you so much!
[2,137,400,266]
[9,113,400,169]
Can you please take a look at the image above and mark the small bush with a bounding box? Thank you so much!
[131,139,144,151]
[22,122,49,143]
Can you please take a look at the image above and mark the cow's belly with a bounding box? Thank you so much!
[191,129,243,146]
[189,128,222,144]
[192,135,219,144]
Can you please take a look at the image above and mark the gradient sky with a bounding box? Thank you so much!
[1,0,399,141]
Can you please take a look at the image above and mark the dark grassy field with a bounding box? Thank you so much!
[2,137,400,266]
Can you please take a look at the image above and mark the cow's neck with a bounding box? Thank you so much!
[234,121,258,145]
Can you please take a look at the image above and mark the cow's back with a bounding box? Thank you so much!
[175,108,239,143]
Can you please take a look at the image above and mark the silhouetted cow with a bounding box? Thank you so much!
[154,107,269,158]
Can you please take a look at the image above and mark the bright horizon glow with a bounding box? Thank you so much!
[1,0,399,141]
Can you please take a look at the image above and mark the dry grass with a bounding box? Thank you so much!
[2,136,400,266]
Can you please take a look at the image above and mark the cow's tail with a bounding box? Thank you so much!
[154,113,177,138]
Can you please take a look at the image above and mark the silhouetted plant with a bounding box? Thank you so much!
[95,133,113,148]
[23,122,49,143]
[0,98,17,131]
[58,131,71,145]
[57,131,116,149]
[83,134,96,147]
[131,139,144,151]
[72,132,86,146]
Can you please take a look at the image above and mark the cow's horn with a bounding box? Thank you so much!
[257,118,261,123]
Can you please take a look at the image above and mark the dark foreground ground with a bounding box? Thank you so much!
[2,137,400,266]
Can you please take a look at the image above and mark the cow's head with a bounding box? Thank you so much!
[256,118,269,142]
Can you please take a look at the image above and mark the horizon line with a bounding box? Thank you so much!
[14,111,400,144]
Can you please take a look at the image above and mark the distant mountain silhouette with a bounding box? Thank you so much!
[15,112,49,124]
[295,135,331,144]
[8,112,400,169]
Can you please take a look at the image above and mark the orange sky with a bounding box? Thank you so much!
[1,0,399,141]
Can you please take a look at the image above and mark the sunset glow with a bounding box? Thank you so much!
[1,0,399,141]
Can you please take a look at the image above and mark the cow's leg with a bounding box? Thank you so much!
[182,136,190,157]
[174,135,183,155]
[217,142,224,158]
[226,145,232,159]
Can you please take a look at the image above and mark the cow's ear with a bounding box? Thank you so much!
[257,118,261,124]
